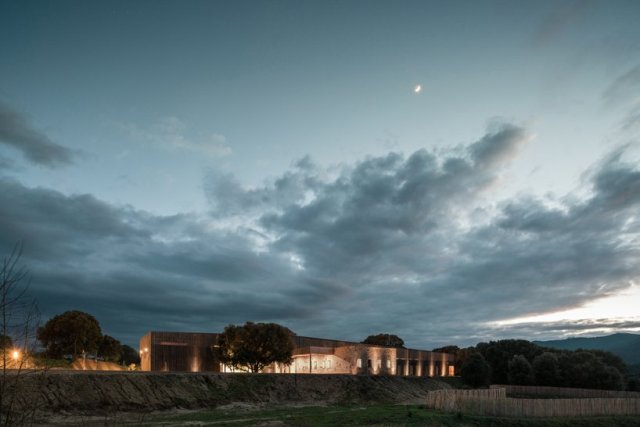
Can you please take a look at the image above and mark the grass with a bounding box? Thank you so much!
[141,404,640,426]
[31,356,73,369]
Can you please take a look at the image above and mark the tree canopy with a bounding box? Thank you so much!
[120,344,141,365]
[98,335,122,362]
[37,310,102,358]
[215,322,294,373]
[460,351,491,387]
[362,334,405,348]
[476,339,544,384]
[0,334,12,350]
[473,339,627,390]
[507,354,535,385]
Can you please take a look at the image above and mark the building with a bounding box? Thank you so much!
[139,331,455,377]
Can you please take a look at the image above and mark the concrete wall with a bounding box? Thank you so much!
[140,331,455,376]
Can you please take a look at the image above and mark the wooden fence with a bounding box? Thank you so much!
[425,389,506,411]
[426,388,640,417]
[491,384,640,398]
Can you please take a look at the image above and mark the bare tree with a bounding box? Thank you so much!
[0,244,41,426]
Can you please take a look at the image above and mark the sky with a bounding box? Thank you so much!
[1,0,639,349]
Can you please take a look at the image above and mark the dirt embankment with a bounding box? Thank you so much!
[69,359,126,371]
[5,371,452,416]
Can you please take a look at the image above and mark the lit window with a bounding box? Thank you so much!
[386,360,391,369]
[357,358,362,368]
[378,359,382,369]
[326,359,331,368]
[314,360,317,369]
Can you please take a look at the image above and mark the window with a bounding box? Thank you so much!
[386,360,391,369]
[367,359,372,368]
[357,358,362,368]
[377,359,382,369]
[314,360,317,369]
[326,359,331,368]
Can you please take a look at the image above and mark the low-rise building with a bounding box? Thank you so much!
[139,331,455,376]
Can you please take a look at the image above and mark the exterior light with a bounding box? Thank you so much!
[144,348,148,352]
[12,350,20,360]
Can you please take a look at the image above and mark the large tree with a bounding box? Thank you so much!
[460,351,491,388]
[98,335,122,362]
[557,350,625,390]
[120,344,141,366]
[362,334,405,348]
[215,322,293,373]
[507,354,535,385]
[37,310,102,358]
[476,339,544,384]
[532,352,559,386]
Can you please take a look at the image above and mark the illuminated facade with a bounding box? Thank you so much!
[139,331,455,377]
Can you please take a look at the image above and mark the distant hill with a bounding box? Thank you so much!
[534,333,640,366]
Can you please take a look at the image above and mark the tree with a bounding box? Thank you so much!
[476,339,544,384]
[98,335,122,362]
[215,322,294,373]
[557,350,624,390]
[460,351,491,388]
[120,344,141,366]
[0,335,12,350]
[362,334,405,348]
[1,244,41,426]
[583,349,627,375]
[508,354,535,385]
[37,310,102,358]
[532,352,559,386]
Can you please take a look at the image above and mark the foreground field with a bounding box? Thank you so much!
[141,404,640,426]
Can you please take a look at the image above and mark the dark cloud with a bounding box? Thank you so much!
[2,123,639,349]
[0,178,337,346]
[0,102,75,167]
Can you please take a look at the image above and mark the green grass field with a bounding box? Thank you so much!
[142,404,640,426]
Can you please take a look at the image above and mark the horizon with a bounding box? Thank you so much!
[1,0,640,349]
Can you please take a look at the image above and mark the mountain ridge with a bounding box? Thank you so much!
[534,333,640,366]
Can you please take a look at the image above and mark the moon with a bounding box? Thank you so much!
[414,84,422,94]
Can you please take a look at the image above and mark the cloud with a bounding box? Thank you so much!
[0,102,75,168]
[2,123,640,349]
[488,318,640,341]
[603,64,640,106]
[532,0,592,48]
[117,116,232,158]
[602,64,640,132]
